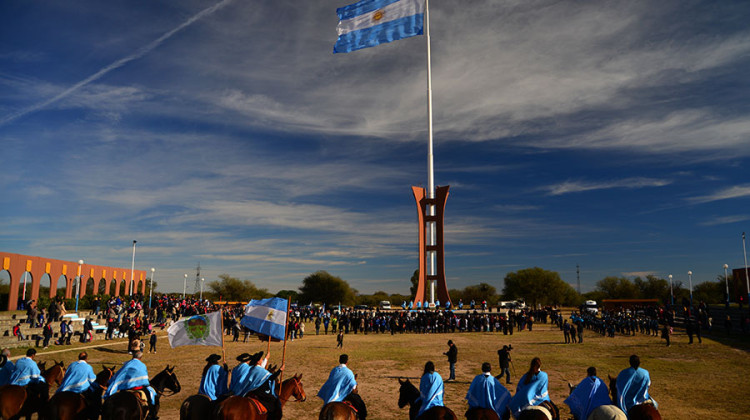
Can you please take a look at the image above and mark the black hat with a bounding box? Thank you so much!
[236,353,252,363]
[205,354,222,363]
[248,351,264,365]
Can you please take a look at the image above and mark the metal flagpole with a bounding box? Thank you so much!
[220,309,226,362]
[130,240,137,297]
[425,0,436,307]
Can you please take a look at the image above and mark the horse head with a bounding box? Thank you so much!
[608,374,617,402]
[567,382,576,395]
[95,365,116,387]
[397,378,419,409]
[283,373,306,403]
[43,360,66,385]
[152,365,181,395]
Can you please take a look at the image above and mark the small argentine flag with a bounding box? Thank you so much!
[334,0,425,53]
[241,297,289,341]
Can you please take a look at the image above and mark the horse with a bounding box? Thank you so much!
[607,375,661,420]
[565,381,626,420]
[515,401,559,420]
[0,360,66,420]
[47,365,117,420]
[465,407,508,420]
[101,365,181,420]
[213,374,306,420]
[397,378,457,420]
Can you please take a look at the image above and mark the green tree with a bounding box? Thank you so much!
[276,290,299,302]
[693,281,723,304]
[298,271,356,306]
[634,275,670,303]
[461,283,499,305]
[207,274,270,301]
[595,276,640,299]
[502,267,580,307]
[409,270,419,299]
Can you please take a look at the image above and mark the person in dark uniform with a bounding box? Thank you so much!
[495,345,512,384]
[444,340,457,381]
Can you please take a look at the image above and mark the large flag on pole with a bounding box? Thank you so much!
[241,297,288,341]
[334,0,425,53]
[167,310,223,348]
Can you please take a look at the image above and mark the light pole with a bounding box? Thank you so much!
[183,274,187,300]
[668,274,673,306]
[200,277,205,301]
[129,240,137,297]
[149,268,155,309]
[687,270,693,306]
[724,263,730,308]
[75,259,84,313]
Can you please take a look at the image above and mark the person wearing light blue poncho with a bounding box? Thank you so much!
[564,367,613,420]
[0,349,16,386]
[57,352,96,393]
[465,362,511,419]
[509,357,550,417]
[10,348,45,386]
[418,361,445,417]
[199,354,228,400]
[318,354,367,419]
[229,352,255,395]
[616,355,657,413]
[104,351,156,405]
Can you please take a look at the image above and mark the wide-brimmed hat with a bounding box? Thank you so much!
[248,351,264,365]
[205,354,222,363]
[236,353,252,363]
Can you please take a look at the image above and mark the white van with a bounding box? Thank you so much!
[379,300,392,310]
[584,300,598,314]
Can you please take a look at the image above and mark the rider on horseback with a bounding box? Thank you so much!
[9,348,47,408]
[508,357,552,418]
[104,351,159,420]
[0,348,15,386]
[417,361,445,418]
[198,354,228,400]
[57,352,96,393]
[239,351,284,420]
[466,362,511,419]
[615,355,657,413]
[318,354,367,419]
[564,367,613,420]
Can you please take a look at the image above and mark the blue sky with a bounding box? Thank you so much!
[2,0,749,296]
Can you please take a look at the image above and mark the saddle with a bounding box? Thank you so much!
[341,400,358,414]
[248,397,268,415]
[126,389,152,418]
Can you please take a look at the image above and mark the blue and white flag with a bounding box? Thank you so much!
[241,297,288,341]
[334,0,424,53]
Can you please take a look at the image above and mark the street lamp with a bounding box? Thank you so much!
[668,274,673,306]
[724,264,730,308]
[200,277,205,301]
[183,274,187,300]
[129,240,137,297]
[75,259,84,313]
[687,270,693,306]
[149,268,155,309]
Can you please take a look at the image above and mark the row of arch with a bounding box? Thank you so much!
[0,252,147,311]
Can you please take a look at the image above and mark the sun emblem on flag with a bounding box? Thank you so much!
[372,10,385,22]
[185,315,210,340]
[266,310,275,320]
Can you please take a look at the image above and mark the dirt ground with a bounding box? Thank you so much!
[25,313,750,419]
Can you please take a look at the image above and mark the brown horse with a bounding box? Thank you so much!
[0,360,65,420]
[101,365,181,420]
[465,407,507,420]
[607,375,661,420]
[213,374,305,420]
[397,378,457,420]
[566,381,626,420]
[516,401,560,420]
[47,365,117,420]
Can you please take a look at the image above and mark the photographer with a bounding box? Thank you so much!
[496,344,512,384]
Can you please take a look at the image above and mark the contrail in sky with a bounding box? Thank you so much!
[0,0,234,127]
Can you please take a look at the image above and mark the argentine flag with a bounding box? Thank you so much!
[334,0,424,53]
[241,297,288,341]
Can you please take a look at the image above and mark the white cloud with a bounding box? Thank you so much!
[688,184,750,204]
[542,178,671,196]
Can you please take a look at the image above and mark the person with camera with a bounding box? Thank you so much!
[496,345,512,384]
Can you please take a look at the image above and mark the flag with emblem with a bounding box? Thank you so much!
[334,0,425,53]
[241,297,289,341]
[167,310,223,348]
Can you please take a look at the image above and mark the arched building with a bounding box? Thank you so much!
[0,252,147,311]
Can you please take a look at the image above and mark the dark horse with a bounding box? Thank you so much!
[515,401,560,420]
[0,360,65,420]
[607,375,661,420]
[397,378,457,420]
[47,365,117,420]
[212,374,306,420]
[101,366,181,420]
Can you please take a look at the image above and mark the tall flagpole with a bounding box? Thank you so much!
[278,298,291,397]
[425,0,436,307]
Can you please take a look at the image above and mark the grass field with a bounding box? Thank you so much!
[19,312,750,419]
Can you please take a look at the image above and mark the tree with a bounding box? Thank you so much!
[207,274,270,301]
[298,271,356,306]
[502,267,580,307]
[595,276,640,300]
[276,290,299,302]
[693,281,723,304]
[461,283,499,305]
[409,270,419,299]
[634,275,670,303]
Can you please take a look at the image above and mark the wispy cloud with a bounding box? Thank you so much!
[542,178,671,196]
[688,184,750,204]
[700,215,750,226]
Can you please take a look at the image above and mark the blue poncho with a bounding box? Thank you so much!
[10,357,44,386]
[317,365,356,404]
[239,366,275,397]
[57,360,96,393]
[0,360,16,386]
[199,364,228,400]
[104,359,156,404]
[418,371,445,417]
[229,363,251,395]
[466,373,511,418]
[509,371,550,417]
[616,367,656,413]
[564,376,612,420]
